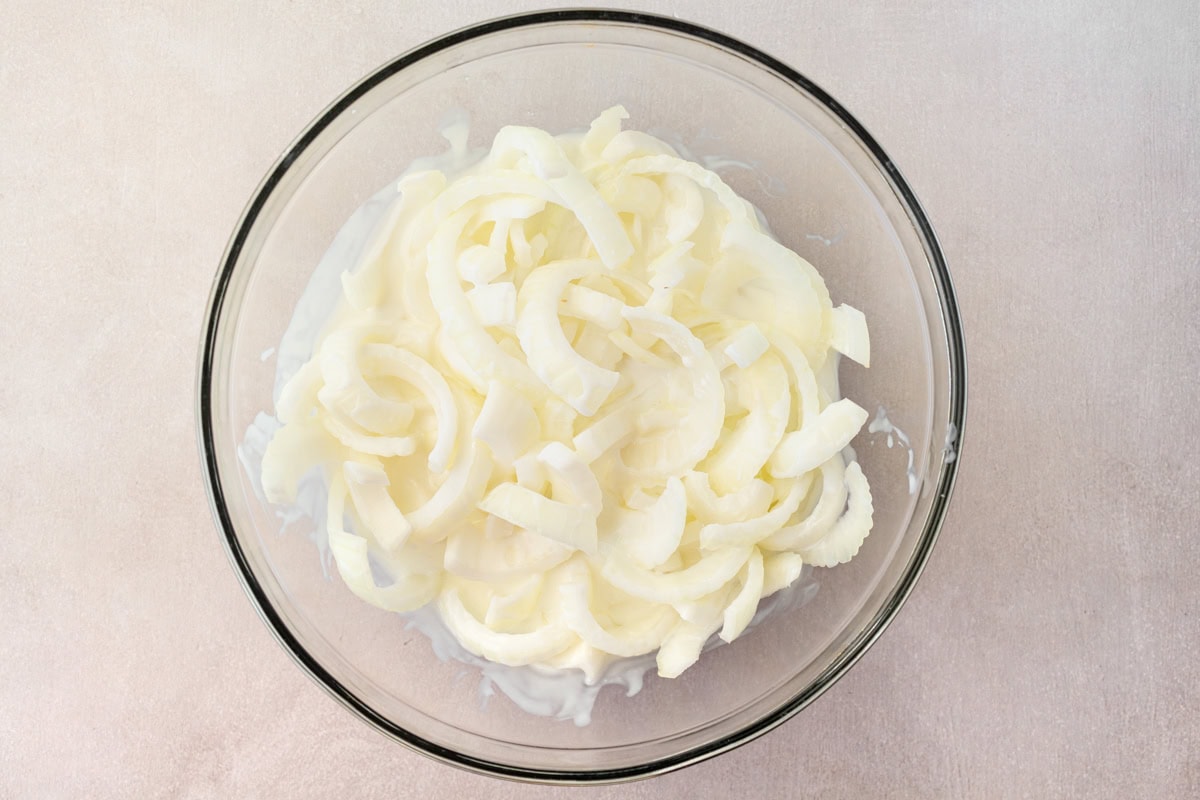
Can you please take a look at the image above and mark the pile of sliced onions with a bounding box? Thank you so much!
[261,107,873,681]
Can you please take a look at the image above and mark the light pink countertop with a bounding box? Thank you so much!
[2,1,1196,796]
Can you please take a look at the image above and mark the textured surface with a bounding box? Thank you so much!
[2,1,1197,797]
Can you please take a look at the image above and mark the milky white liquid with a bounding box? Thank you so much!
[867,406,920,495]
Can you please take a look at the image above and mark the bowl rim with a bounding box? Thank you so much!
[196,7,967,785]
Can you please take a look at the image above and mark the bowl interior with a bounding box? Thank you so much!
[203,13,961,779]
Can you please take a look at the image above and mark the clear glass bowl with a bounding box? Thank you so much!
[197,10,965,783]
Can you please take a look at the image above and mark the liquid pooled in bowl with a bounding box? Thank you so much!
[250,106,874,714]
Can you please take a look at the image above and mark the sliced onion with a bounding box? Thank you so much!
[259,106,878,683]
[655,581,735,678]
[722,323,770,369]
[492,124,633,268]
[469,194,547,225]
[617,155,755,222]
[316,325,415,435]
[698,477,811,550]
[607,329,672,368]
[600,130,678,163]
[444,524,572,582]
[260,421,341,503]
[828,303,870,367]
[479,482,599,555]
[426,210,544,395]
[601,546,751,604]
[472,380,539,467]
[600,174,662,217]
[720,547,764,642]
[326,476,440,612]
[581,104,630,159]
[420,171,562,229]
[607,477,687,569]
[465,281,517,328]
[761,456,849,552]
[572,323,624,372]
[644,241,697,292]
[661,172,704,243]
[618,306,724,479]
[573,404,637,464]
[321,411,416,458]
[437,588,574,666]
[361,343,459,474]
[798,461,874,567]
[560,283,625,330]
[769,398,868,479]
[343,460,412,550]
[539,396,579,445]
[512,451,547,493]
[656,619,715,679]
[405,421,492,541]
[557,561,679,658]
[457,243,506,286]
[537,441,603,512]
[762,552,806,596]
[706,220,830,359]
[516,259,620,416]
[274,358,323,424]
[483,574,544,632]
[702,353,790,493]
[682,471,773,523]
[771,331,822,427]
[381,170,446,328]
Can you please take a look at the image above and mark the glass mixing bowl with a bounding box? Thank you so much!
[197,9,965,783]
